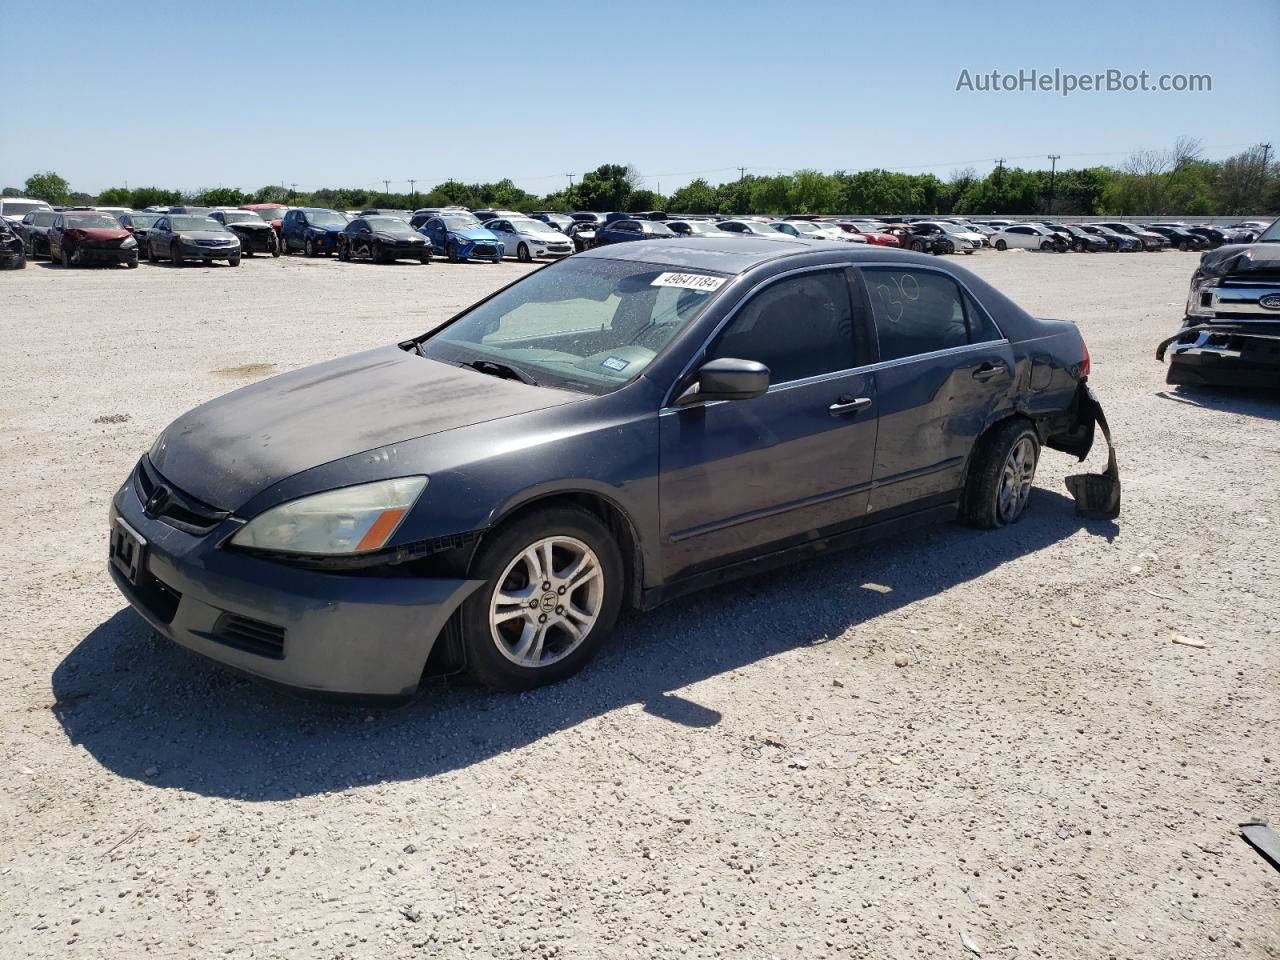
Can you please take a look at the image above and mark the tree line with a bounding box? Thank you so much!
[9,141,1275,218]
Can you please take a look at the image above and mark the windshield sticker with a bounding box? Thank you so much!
[651,272,726,292]
[601,356,631,372]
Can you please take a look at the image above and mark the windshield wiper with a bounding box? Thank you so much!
[460,358,538,386]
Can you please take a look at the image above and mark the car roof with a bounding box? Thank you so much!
[575,235,912,273]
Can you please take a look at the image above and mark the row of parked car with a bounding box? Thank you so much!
[0,192,1271,271]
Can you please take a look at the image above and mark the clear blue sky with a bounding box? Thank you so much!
[3,0,1276,196]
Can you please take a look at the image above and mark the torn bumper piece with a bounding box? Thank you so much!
[1062,383,1121,520]
[109,481,484,699]
[1157,322,1280,389]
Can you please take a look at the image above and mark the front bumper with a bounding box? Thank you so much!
[109,475,483,698]
[1158,322,1280,389]
[181,242,239,261]
[73,244,137,265]
[235,231,276,253]
[458,240,503,262]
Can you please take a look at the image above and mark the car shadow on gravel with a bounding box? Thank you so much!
[1157,386,1280,421]
[53,490,1114,800]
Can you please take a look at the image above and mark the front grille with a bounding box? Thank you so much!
[210,613,286,659]
[472,244,498,257]
[133,457,230,535]
[195,238,232,247]
[85,237,126,249]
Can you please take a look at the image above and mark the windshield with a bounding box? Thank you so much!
[2,201,51,216]
[171,216,225,231]
[222,212,263,224]
[1256,220,1280,243]
[65,214,121,229]
[305,210,346,227]
[789,222,820,234]
[365,217,415,235]
[443,216,481,230]
[128,215,160,228]
[420,257,727,395]
[508,218,547,232]
[646,222,675,236]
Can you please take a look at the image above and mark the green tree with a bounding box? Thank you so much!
[129,187,183,209]
[575,164,633,212]
[24,171,72,205]
[668,178,716,213]
[193,186,249,206]
[97,187,134,207]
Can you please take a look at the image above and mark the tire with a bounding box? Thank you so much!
[171,242,183,267]
[419,254,430,265]
[372,242,385,264]
[995,239,1007,251]
[961,420,1041,529]
[460,506,624,691]
[147,241,157,263]
[279,234,290,255]
[126,253,138,269]
[304,236,315,258]
[271,239,280,258]
[1178,241,1189,252]
[1040,241,1055,252]
[517,242,532,263]
[909,240,923,252]
[228,255,240,267]
[337,241,349,262]
[1072,239,1085,253]
[9,251,25,270]
[447,242,460,263]
[60,246,71,268]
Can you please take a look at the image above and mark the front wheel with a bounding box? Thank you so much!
[126,253,138,269]
[460,507,624,691]
[171,242,183,267]
[228,255,241,267]
[61,247,72,268]
[517,242,532,263]
[961,420,1041,529]
[337,241,350,262]
[994,239,1008,251]
[447,242,460,263]
[304,236,315,257]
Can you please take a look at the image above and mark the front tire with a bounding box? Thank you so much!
[517,242,532,263]
[61,247,72,268]
[447,242,460,263]
[995,239,1008,251]
[961,420,1041,529]
[126,253,138,269]
[305,236,315,258]
[171,242,183,267]
[460,507,624,691]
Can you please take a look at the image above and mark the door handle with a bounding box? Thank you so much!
[829,396,873,417]
[972,361,1007,381]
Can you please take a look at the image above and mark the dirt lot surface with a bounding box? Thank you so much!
[1,249,1277,959]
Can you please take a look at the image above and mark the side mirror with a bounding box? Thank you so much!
[677,358,770,405]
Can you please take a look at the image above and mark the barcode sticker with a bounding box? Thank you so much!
[651,272,726,292]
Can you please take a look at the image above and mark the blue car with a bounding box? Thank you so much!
[280,208,348,257]
[418,215,505,263]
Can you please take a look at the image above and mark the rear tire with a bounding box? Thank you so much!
[961,420,1041,529]
[61,247,72,268]
[460,506,624,691]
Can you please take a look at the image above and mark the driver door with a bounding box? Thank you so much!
[658,268,879,580]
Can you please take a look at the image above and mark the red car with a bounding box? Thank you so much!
[833,221,900,247]
[50,209,139,268]
[240,203,289,241]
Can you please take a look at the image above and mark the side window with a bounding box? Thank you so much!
[963,292,1003,344]
[708,270,857,384]
[863,268,971,362]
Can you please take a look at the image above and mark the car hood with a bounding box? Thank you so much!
[227,221,271,230]
[1197,242,1280,278]
[69,227,131,241]
[177,230,236,242]
[454,227,498,241]
[148,345,583,510]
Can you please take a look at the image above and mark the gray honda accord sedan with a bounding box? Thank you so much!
[109,235,1115,700]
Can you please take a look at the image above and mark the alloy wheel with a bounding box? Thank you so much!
[996,436,1037,524]
[489,536,604,668]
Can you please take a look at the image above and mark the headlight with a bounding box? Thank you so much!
[121,236,137,248]
[1186,274,1215,318]
[230,477,428,555]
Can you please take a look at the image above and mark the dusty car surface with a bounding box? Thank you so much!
[1157,217,1280,388]
[209,210,279,257]
[50,211,139,268]
[0,219,25,269]
[337,216,431,263]
[109,236,1114,700]
[146,215,241,266]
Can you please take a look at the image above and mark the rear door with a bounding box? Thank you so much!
[857,265,1012,519]
[658,267,879,579]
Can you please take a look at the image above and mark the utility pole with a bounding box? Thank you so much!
[737,166,747,182]
[1046,154,1061,215]
[994,158,1006,185]
[408,179,416,208]
[566,174,575,190]
[289,183,298,198]
[383,179,391,196]
[1260,143,1272,212]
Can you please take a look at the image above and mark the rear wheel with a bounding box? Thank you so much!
[460,507,624,691]
[961,420,1041,529]
[61,246,72,268]
[147,241,157,262]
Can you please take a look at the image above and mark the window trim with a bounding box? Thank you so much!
[857,263,1005,363]
[662,260,1007,410]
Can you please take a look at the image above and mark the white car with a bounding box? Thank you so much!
[991,224,1066,252]
[920,220,986,251]
[770,220,862,242]
[484,216,575,261]
[0,196,52,225]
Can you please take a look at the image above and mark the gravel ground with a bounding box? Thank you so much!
[1,249,1277,960]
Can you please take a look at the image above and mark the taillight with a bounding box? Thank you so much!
[1080,339,1092,378]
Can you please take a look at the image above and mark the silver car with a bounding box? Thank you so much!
[484,217,575,261]
[146,215,242,266]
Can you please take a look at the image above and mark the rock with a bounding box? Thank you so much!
[832,679,845,688]
[888,756,904,765]
[960,928,983,957]
[403,843,416,854]
[1070,616,1084,628]
[894,655,910,667]
[1172,635,1206,649]
[400,906,421,923]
